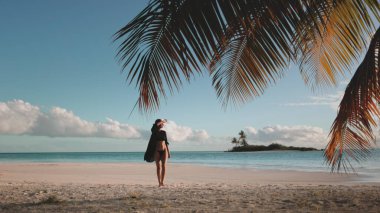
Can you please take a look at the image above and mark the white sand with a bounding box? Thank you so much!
[0,163,379,212]
[0,162,365,185]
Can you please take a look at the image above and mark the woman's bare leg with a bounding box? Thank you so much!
[155,153,162,187]
[160,151,168,186]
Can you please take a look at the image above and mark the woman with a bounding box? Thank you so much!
[144,119,170,187]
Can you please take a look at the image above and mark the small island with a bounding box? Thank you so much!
[228,143,320,152]
[227,130,320,152]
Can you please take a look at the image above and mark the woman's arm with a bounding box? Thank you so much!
[164,131,170,158]
[166,145,170,158]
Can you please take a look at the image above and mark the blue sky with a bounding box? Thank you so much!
[0,0,375,152]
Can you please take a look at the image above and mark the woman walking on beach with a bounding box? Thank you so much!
[144,119,170,187]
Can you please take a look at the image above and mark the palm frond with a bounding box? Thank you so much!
[210,1,307,107]
[114,0,225,112]
[115,0,379,117]
[115,0,307,112]
[210,26,288,107]
[295,0,380,90]
[325,27,380,172]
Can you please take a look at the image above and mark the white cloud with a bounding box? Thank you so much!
[244,125,328,148]
[0,100,208,142]
[95,118,143,139]
[0,100,142,139]
[30,107,98,137]
[30,108,142,139]
[192,130,209,141]
[0,100,40,134]
[163,121,209,142]
[282,91,344,111]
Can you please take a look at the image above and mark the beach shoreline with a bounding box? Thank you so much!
[0,162,374,185]
[1,163,380,212]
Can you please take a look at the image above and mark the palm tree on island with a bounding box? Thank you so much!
[114,0,380,171]
[231,131,249,148]
[231,137,239,147]
[238,130,249,147]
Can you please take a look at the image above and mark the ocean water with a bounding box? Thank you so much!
[0,150,379,180]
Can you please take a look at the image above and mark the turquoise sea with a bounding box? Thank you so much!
[0,150,379,181]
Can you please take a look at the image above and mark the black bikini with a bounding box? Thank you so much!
[157,150,166,159]
[155,130,168,159]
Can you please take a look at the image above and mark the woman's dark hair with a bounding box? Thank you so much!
[155,119,162,125]
[152,119,162,132]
